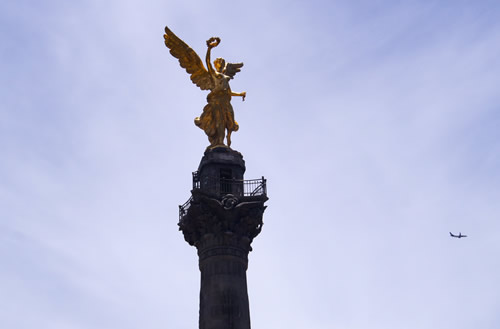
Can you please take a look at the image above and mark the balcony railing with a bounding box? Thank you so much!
[179,173,267,220]
[192,172,266,198]
[179,196,193,221]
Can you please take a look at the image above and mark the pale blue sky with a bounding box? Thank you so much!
[1,1,500,329]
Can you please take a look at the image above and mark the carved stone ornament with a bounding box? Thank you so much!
[221,194,239,209]
[178,190,267,249]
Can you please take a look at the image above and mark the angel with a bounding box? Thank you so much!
[164,26,246,149]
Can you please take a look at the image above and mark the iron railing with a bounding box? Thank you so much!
[179,173,267,220]
[179,196,193,220]
[192,172,266,197]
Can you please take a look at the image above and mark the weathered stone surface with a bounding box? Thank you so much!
[198,147,246,174]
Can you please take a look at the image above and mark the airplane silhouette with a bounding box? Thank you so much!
[450,232,467,238]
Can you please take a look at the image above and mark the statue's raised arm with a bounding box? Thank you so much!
[164,26,246,149]
[205,37,220,76]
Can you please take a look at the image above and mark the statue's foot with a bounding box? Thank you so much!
[207,144,229,151]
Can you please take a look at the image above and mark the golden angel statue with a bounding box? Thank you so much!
[164,26,246,149]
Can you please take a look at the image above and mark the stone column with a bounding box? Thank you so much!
[197,233,251,329]
[179,148,267,329]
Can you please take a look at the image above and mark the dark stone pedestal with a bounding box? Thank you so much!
[179,148,268,329]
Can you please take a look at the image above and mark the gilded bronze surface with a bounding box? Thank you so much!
[164,26,246,149]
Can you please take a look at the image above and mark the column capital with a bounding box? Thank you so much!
[179,189,267,250]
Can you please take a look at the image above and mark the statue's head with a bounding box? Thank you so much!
[214,57,225,72]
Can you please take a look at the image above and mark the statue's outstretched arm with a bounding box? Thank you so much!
[231,91,246,101]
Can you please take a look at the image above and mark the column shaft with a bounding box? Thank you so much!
[199,252,250,329]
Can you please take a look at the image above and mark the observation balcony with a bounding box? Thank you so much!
[179,171,267,220]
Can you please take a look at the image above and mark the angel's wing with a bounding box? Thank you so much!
[223,62,244,79]
[164,26,213,91]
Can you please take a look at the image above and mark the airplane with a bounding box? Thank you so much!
[450,232,467,238]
